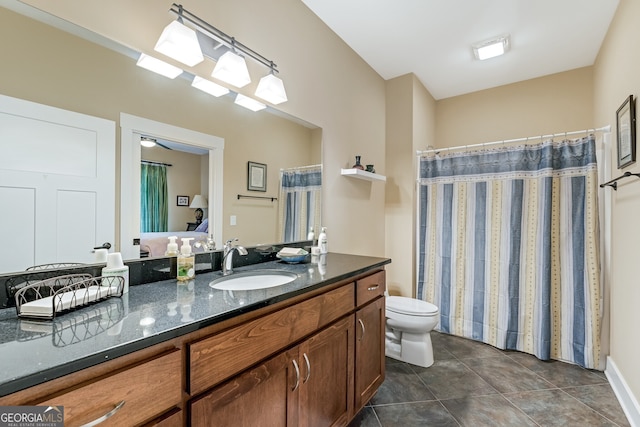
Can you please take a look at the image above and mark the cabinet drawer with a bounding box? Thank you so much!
[190,284,354,395]
[39,350,181,427]
[356,271,385,306]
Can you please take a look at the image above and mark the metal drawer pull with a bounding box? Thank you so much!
[358,319,366,341]
[367,284,379,291]
[292,359,300,392]
[302,353,311,383]
[80,400,125,427]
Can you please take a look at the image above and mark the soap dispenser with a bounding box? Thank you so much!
[165,236,179,256]
[318,227,328,254]
[177,238,195,281]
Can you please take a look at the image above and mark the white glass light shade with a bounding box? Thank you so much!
[154,20,204,67]
[191,76,229,97]
[212,51,251,88]
[234,94,266,112]
[255,73,288,105]
[189,194,208,209]
[473,35,510,60]
[140,137,157,148]
[136,54,183,79]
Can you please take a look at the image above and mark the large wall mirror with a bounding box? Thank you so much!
[0,3,322,275]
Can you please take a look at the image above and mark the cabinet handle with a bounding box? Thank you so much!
[80,400,125,427]
[358,319,366,341]
[292,359,300,392]
[302,353,311,383]
[367,284,379,291]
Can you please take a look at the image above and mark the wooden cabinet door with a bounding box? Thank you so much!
[299,315,354,427]
[190,348,300,427]
[355,297,385,410]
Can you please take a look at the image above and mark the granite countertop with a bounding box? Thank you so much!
[0,253,390,397]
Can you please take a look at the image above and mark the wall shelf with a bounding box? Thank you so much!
[341,168,386,182]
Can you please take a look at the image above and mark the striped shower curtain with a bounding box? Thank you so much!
[278,165,322,242]
[417,136,602,369]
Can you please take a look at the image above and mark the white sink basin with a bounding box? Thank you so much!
[209,270,298,291]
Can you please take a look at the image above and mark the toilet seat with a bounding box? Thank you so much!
[386,296,438,316]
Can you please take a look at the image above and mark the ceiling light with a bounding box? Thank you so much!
[140,137,157,148]
[473,35,510,61]
[234,94,266,112]
[136,53,183,79]
[159,5,286,103]
[212,50,251,88]
[255,69,288,105]
[191,76,229,97]
[154,20,204,67]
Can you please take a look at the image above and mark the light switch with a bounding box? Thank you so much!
[230,215,237,226]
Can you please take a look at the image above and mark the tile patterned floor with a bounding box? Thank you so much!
[350,332,630,427]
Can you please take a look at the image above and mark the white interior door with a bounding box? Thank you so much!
[0,94,115,272]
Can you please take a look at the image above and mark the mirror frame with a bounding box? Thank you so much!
[120,113,224,260]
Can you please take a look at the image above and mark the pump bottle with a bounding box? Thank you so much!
[318,227,328,254]
[165,236,179,256]
[177,238,195,281]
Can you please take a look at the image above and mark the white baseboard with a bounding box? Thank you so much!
[605,356,640,427]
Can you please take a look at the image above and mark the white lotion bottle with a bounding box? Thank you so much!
[165,235,179,256]
[318,227,328,254]
[307,227,315,242]
[102,252,129,294]
[177,238,195,281]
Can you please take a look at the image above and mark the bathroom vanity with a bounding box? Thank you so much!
[0,253,389,427]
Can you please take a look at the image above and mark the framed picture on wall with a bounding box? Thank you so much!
[247,161,267,192]
[616,94,636,169]
[177,195,189,206]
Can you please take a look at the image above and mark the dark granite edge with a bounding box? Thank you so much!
[0,256,390,397]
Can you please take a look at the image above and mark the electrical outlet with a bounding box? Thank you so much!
[230,215,237,226]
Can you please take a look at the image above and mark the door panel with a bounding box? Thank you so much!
[0,94,115,272]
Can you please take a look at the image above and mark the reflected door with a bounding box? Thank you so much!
[0,94,115,272]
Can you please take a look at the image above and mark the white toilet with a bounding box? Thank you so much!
[385,296,439,368]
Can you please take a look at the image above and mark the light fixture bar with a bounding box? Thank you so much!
[169,3,278,73]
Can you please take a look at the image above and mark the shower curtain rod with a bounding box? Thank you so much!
[279,164,322,171]
[417,125,611,155]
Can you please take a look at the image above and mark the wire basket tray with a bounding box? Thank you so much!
[14,274,124,320]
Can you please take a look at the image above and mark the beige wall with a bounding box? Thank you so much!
[12,0,387,257]
[436,67,594,148]
[385,74,436,298]
[593,0,640,407]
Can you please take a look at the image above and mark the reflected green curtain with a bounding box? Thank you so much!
[141,163,168,232]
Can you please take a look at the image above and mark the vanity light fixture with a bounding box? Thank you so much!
[211,48,251,88]
[191,76,229,97]
[152,3,287,104]
[140,137,157,148]
[473,34,510,60]
[234,94,266,112]
[154,5,204,67]
[136,53,183,79]
[255,65,288,105]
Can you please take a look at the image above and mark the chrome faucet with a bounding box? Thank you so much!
[222,238,248,276]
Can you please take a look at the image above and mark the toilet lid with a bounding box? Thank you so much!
[386,296,438,316]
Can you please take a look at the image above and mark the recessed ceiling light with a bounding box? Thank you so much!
[473,34,510,61]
